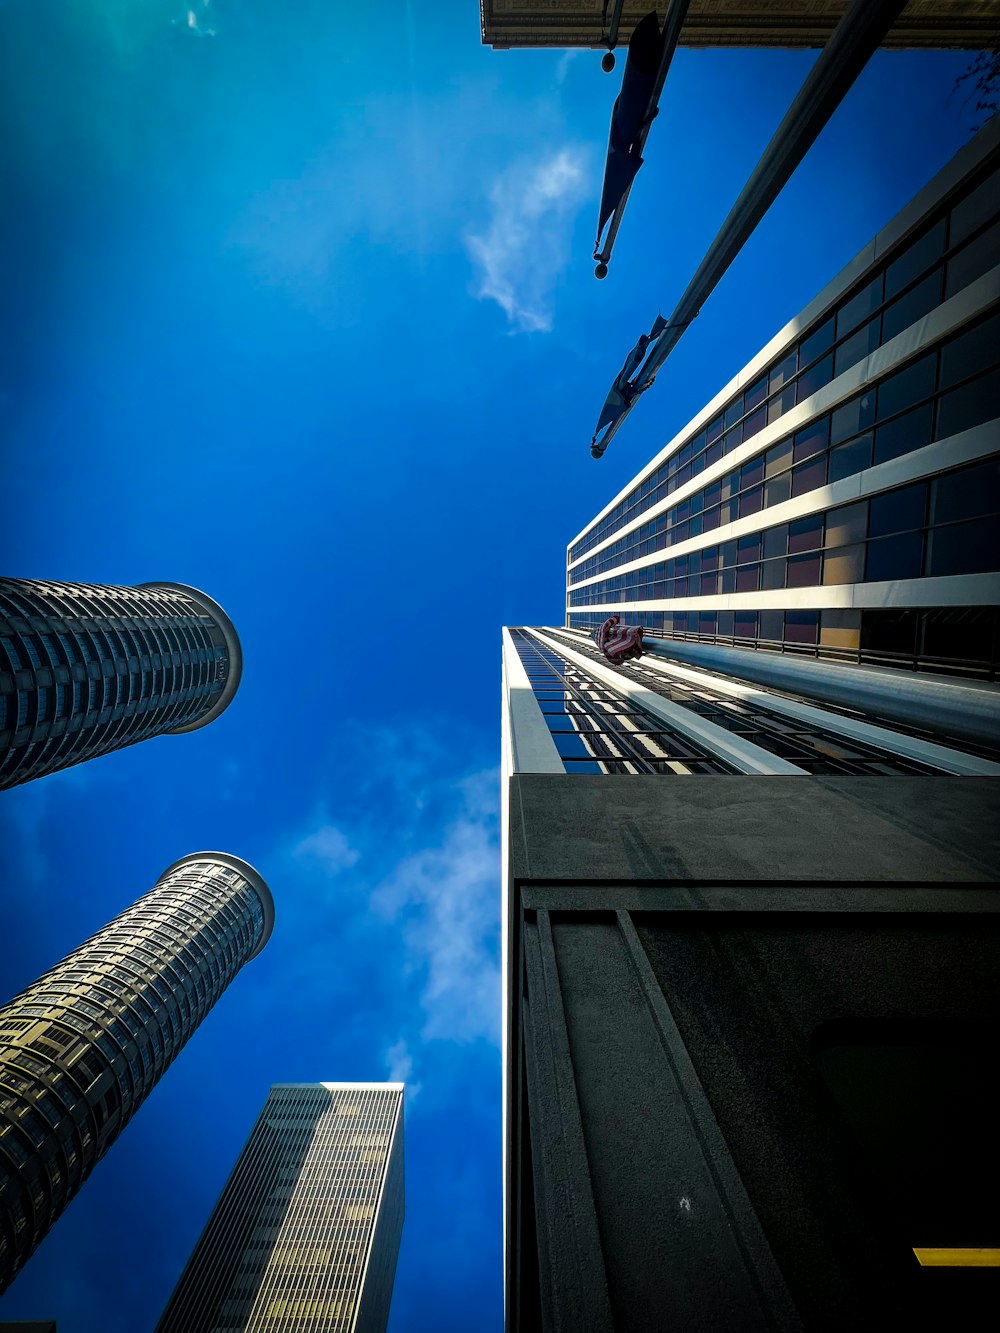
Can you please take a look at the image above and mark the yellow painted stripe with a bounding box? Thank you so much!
[913,1248,1000,1268]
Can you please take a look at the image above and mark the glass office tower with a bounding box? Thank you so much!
[502,118,1000,1333]
[156,1083,404,1333]
[0,579,242,789]
[566,118,1000,679]
[0,854,274,1293]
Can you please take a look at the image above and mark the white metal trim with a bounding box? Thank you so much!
[502,627,563,775]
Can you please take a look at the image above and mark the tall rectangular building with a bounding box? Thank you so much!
[156,1084,404,1333]
[502,116,1000,1333]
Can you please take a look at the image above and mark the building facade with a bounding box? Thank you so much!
[502,119,1000,1333]
[0,579,242,789]
[0,854,274,1293]
[567,117,1000,680]
[155,1083,404,1333]
[481,1,999,50]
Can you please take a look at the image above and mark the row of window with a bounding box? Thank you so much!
[570,458,1000,608]
[571,310,1000,585]
[571,159,999,563]
[566,605,1000,679]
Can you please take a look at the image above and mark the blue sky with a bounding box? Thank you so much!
[0,2,982,1328]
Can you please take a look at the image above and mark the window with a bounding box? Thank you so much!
[869,482,927,537]
[935,368,1000,441]
[873,403,933,466]
[877,353,936,420]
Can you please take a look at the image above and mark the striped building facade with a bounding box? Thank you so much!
[0,579,242,789]
[566,118,1000,680]
[156,1083,404,1333]
[0,854,274,1292]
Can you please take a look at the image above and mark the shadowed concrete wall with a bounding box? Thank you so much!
[505,776,1000,1333]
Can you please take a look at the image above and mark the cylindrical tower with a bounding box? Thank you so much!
[0,853,274,1292]
[0,578,243,789]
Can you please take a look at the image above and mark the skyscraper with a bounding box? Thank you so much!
[0,578,242,789]
[502,118,1000,1331]
[0,853,274,1292]
[156,1083,404,1333]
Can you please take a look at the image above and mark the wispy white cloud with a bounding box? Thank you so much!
[465,147,589,333]
[373,770,500,1045]
[384,1037,422,1101]
[555,50,581,85]
[292,822,360,875]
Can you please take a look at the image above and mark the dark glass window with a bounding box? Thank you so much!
[763,472,792,507]
[825,501,867,547]
[760,557,786,590]
[739,486,763,518]
[882,269,942,343]
[931,459,1000,525]
[799,317,834,365]
[707,413,724,443]
[765,439,793,477]
[786,552,822,587]
[872,402,934,466]
[837,275,883,337]
[741,456,765,489]
[827,434,872,484]
[949,165,1000,245]
[762,525,788,559]
[835,316,880,377]
[743,405,766,440]
[725,395,744,430]
[869,482,927,537]
[770,352,797,391]
[935,368,1000,440]
[737,534,761,562]
[734,612,757,639]
[794,417,830,460]
[768,384,796,423]
[796,355,833,403]
[945,218,1000,299]
[785,610,819,644]
[789,513,824,553]
[866,532,924,582]
[939,311,1000,390]
[921,607,994,665]
[791,454,827,497]
[831,393,874,445]
[877,353,936,420]
[745,375,768,412]
[759,610,784,642]
[884,218,947,300]
[924,516,1000,577]
[736,564,760,592]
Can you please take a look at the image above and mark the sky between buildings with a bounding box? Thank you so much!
[0,2,983,1329]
